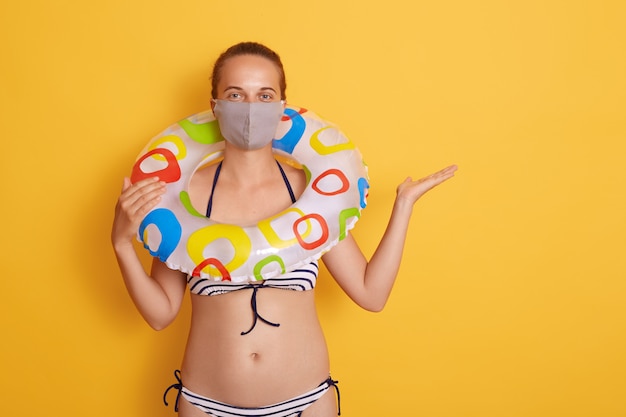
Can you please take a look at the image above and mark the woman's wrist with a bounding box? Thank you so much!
[112,238,135,253]
[392,195,415,214]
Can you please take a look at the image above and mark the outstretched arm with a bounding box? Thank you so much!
[322,165,458,311]
[111,177,187,330]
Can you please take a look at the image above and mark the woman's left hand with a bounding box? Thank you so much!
[396,165,458,205]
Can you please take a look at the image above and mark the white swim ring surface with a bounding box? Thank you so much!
[131,105,369,282]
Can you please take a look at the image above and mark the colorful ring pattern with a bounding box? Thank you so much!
[131,106,369,282]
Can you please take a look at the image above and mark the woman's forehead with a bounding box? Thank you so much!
[218,55,281,88]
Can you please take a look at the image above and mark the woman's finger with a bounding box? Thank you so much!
[121,177,130,192]
[122,177,165,204]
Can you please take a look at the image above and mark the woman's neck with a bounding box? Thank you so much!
[219,143,277,185]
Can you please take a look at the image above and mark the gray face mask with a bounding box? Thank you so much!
[212,100,285,150]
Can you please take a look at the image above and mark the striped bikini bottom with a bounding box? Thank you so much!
[164,370,341,417]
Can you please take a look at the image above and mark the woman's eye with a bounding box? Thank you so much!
[227,92,243,101]
[259,94,273,101]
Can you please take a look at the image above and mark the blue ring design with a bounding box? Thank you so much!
[358,177,370,209]
[138,208,183,262]
[272,108,306,155]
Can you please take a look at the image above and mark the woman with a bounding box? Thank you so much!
[112,42,457,417]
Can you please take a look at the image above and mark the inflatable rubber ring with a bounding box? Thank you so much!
[131,105,369,282]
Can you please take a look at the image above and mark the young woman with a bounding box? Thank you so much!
[112,42,457,417]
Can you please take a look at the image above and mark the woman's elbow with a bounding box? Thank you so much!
[148,321,169,331]
[144,312,177,331]
[359,298,388,313]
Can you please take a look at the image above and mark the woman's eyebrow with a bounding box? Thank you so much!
[222,86,278,96]
[223,86,277,93]
[223,86,245,92]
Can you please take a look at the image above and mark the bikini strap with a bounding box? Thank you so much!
[276,160,297,203]
[163,370,183,412]
[326,377,341,416]
[205,160,223,218]
[207,160,294,218]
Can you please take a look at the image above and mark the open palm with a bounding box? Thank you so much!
[396,165,458,204]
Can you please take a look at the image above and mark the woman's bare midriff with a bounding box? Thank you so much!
[180,287,330,408]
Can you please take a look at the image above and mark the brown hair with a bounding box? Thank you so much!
[211,42,287,100]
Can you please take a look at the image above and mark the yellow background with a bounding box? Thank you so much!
[1,1,625,416]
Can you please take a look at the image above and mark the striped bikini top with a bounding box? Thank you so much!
[187,160,318,335]
[187,261,319,296]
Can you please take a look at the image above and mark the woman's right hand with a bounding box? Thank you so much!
[111,177,166,248]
